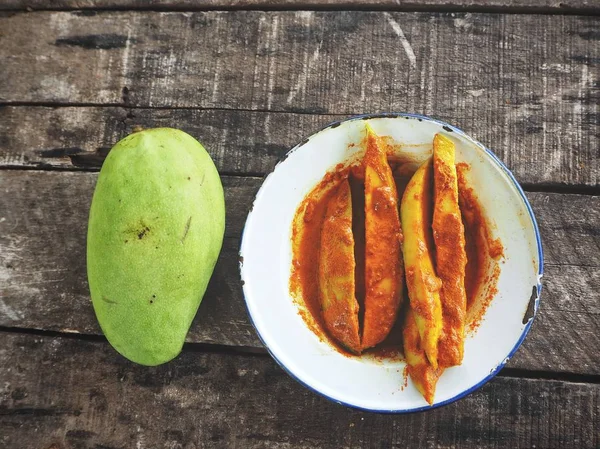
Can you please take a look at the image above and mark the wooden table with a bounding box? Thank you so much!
[1,1,599,448]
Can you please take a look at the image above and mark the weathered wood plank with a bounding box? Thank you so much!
[1,170,599,374]
[0,106,328,177]
[1,0,599,12]
[0,172,260,347]
[1,105,599,189]
[0,11,598,186]
[0,333,598,449]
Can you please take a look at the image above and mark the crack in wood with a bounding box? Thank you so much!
[54,34,133,50]
[2,2,600,15]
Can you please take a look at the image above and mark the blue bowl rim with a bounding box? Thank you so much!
[238,112,544,414]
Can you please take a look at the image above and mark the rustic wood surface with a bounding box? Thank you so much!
[2,11,598,111]
[1,170,599,375]
[1,11,599,190]
[1,104,599,189]
[2,0,599,12]
[0,4,599,449]
[1,333,599,449]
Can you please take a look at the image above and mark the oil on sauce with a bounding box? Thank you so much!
[290,152,503,360]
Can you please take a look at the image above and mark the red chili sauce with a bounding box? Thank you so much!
[289,154,503,359]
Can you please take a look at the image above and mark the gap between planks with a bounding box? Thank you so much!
[1,3,600,16]
[1,164,599,196]
[1,12,597,188]
[0,164,269,179]
[0,101,351,117]
[0,324,599,385]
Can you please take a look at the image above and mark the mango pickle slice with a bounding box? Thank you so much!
[432,133,468,368]
[403,307,443,405]
[300,129,480,404]
[401,158,443,369]
[362,125,404,349]
[318,179,362,353]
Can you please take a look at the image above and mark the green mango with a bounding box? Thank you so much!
[87,128,225,366]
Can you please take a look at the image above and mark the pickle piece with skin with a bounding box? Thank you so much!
[362,124,404,349]
[403,307,443,405]
[401,158,443,369]
[318,179,361,353]
[432,133,468,368]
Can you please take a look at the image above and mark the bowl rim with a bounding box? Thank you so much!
[239,112,544,413]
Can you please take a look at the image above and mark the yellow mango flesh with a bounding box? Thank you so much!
[432,133,467,368]
[362,125,403,349]
[401,158,442,369]
[403,307,443,405]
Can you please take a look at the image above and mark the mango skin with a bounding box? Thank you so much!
[87,128,225,366]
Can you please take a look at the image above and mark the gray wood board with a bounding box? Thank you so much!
[1,105,599,188]
[0,11,598,186]
[0,170,599,374]
[0,171,258,346]
[1,0,599,12]
[0,332,598,449]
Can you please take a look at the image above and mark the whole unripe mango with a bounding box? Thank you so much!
[87,128,225,366]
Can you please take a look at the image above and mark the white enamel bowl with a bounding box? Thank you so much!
[239,114,543,413]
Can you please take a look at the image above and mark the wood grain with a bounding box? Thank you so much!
[0,332,598,449]
[1,105,599,189]
[1,0,599,12]
[0,106,328,177]
[0,11,598,186]
[0,171,261,347]
[0,170,599,374]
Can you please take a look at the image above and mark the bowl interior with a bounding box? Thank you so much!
[240,115,542,412]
